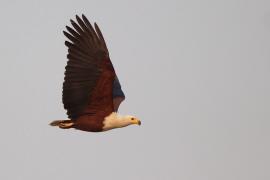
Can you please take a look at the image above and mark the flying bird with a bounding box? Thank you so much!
[50,14,141,132]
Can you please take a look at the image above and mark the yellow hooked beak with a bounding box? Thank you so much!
[132,118,141,126]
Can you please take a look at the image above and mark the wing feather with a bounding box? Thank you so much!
[62,15,110,119]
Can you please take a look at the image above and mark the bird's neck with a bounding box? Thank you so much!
[102,112,129,131]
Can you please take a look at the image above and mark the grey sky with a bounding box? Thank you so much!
[0,0,270,179]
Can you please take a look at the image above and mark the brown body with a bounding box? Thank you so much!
[73,58,115,132]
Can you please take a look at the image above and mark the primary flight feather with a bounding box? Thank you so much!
[50,14,141,132]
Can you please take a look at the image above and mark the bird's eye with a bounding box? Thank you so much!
[131,118,134,120]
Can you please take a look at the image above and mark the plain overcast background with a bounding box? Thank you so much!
[0,0,270,179]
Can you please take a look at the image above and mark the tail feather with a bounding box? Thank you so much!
[49,120,74,129]
[50,120,63,126]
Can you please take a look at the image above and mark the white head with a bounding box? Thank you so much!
[102,112,141,131]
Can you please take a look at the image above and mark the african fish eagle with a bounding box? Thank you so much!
[50,14,141,132]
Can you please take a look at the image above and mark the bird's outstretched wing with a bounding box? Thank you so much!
[63,14,121,119]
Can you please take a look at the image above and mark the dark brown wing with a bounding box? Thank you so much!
[62,14,115,119]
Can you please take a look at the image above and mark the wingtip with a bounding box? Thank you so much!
[63,30,67,37]
[94,22,99,29]
[66,25,72,31]
[65,41,72,47]
[82,14,90,24]
[70,19,75,24]
[63,31,69,37]
[75,14,80,21]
